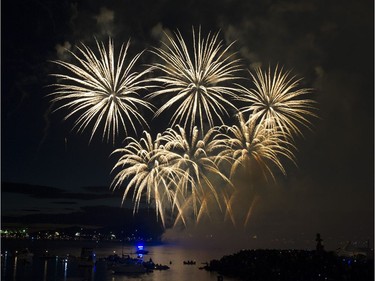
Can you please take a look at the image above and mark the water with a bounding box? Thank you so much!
[1,240,239,281]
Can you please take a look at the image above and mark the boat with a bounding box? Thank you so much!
[143,258,170,271]
[109,255,148,274]
[183,260,196,265]
[153,264,170,270]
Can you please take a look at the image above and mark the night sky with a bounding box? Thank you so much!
[1,0,373,250]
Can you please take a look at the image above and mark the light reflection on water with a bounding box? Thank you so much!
[12,256,17,281]
[1,241,239,281]
[43,260,47,281]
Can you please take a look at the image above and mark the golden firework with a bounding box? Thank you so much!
[148,27,243,135]
[49,38,154,143]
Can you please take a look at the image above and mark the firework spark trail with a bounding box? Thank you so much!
[111,125,238,227]
[244,195,260,227]
[111,131,187,227]
[217,113,296,181]
[49,38,154,143]
[161,125,233,225]
[206,114,296,226]
[236,66,317,139]
[148,27,243,135]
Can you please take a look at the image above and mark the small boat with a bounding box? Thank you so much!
[199,262,209,270]
[183,260,196,265]
[153,264,170,270]
[109,255,148,274]
[142,259,170,271]
[142,259,155,270]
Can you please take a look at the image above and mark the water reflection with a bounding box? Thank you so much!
[43,260,48,281]
[63,259,68,281]
[1,244,239,281]
[13,256,17,281]
[2,251,9,278]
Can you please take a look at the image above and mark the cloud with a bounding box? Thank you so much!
[2,182,63,197]
[95,7,114,25]
[81,185,112,193]
[55,41,72,60]
[94,7,115,36]
[269,1,316,14]
[21,209,40,212]
[53,201,77,205]
[2,182,116,201]
[150,22,174,42]
[1,205,164,237]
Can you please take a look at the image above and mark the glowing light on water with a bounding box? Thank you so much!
[63,259,68,281]
[43,260,48,281]
[13,256,18,281]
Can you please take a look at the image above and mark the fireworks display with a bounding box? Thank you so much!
[111,131,180,227]
[218,113,296,180]
[161,125,232,225]
[236,66,317,138]
[148,27,242,135]
[49,29,316,227]
[49,38,154,143]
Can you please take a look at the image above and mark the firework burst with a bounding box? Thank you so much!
[219,113,295,180]
[236,66,317,138]
[161,125,232,225]
[49,38,154,143]
[212,114,296,226]
[47,32,317,229]
[148,27,243,135]
[111,131,186,227]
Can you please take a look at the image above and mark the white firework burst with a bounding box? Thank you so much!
[161,125,232,225]
[236,66,317,138]
[49,38,154,143]
[219,114,295,180]
[148,27,243,135]
[111,131,184,227]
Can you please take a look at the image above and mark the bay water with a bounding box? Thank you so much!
[1,239,240,281]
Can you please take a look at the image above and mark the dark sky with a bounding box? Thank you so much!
[1,0,374,250]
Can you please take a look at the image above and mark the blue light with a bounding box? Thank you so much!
[137,245,144,251]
